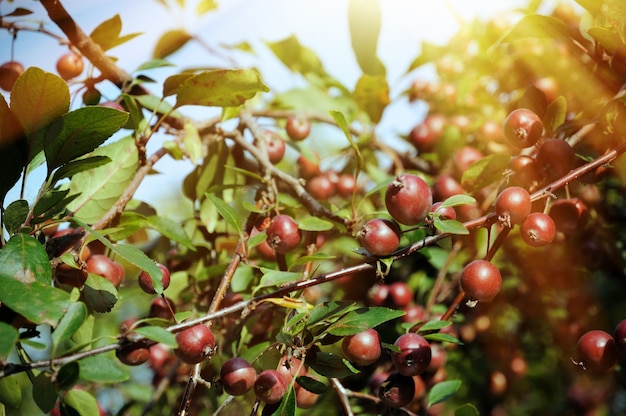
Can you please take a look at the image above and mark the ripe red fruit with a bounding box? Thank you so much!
[535,138,576,182]
[116,342,150,366]
[336,173,357,196]
[86,254,125,288]
[174,324,215,364]
[385,173,433,225]
[503,108,544,148]
[285,115,311,141]
[357,218,401,257]
[508,155,540,188]
[460,260,502,302]
[56,52,84,80]
[387,281,413,308]
[295,382,319,409]
[0,61,25,91]
[306,172,336,200]
[520,212,556,247]
[576,330,618,372]
[432,174,464,202]
[266,214,301,254]
[342,328,382,366]
[409,114,445,153]
[451,146,483,181]
[276,355,306,385]
[430,201,456,221]
[254,369,288,404]
[391,333,432,376]
[138,263,171,294]
[297,153,321,179]
[549,198,589,234]
[378,372,416,408]
[495,186,532,226]
[149,297,176,320]
[55,263,88,288]
[613,320,626,360]
[220,357,257,396]
[257,131,286,164]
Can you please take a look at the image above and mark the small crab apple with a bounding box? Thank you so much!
[576,330,618,372]
[266,214,301,254]
[613,319,626,359]
[536,138,577,182]
[549,198,589,234]
[495,186,532,226]
[460,260,502,302]
[116,342,150,366]
[149,297,176,320]
[0,61,24,91]
[86,254,125,288]
[256,131,286,164]
[430,201,456,221]
[451,146,483,181]
[503,108,544,148]
[138,263,171,294]
[174,324,215,364]
[342,328,382,366]
[306,172,336,200]
[392,333,432,376]
[385,173,433,225]
[254,369,288,404]
[285,114,311,141]
[409,114,445,153]
[220,357,257,396]
[56,52,84,80]
[520,212,556,247]
[357,218,401,257]
[378,372,416,408]
[508,155,540,188]
[387,281,413,308]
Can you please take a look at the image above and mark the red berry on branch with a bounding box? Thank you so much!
[174,324,215,364]
[56,52,84,80]
[385,173,432,225]
[266,214,301,254]
[503,108,544,148]
[357,218,401,257]
[495,186,532,226]
[520,212,556,247]
[460,260,502,302]
[576,330,618,372]
[0,61,25,91]
[342,328,382,366]
[391,333,432,376]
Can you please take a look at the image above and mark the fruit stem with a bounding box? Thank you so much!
[440,290,466,322]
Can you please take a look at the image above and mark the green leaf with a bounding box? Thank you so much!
[543,96,567,135]
[44,106,129,173]
[330,110,363,166]
[461,153,510,193]
[51,302,88,352]
[455,403,480,416]
[132,326,178,348]
[0,322,19,359]
[424,332,463,345]
[33,188,71,218]
[112,244,164,291]
[163,73,195,97]
[89,14,142,52]
[3,199,29,234]
[418,320,452,332]
[258,268,301,290]
[433,219,469,235]
[348,0,385,76]
[307,351,359,378]
[147,215,194,249]
[266,35,327,77]
[10,67,69,164]
[83,274,118,313]
[292,252,336,266]
[428,380,462,407]
[0,277,70,326]
[153,29,192,59]
[307,301,357,326]
[298,216,334,231]
[182,121,203,164]
[352,74,389,124]
[0,375,22,409]
[0,234,52,284]
[204,193,243,236]
[51,155,112,184]
[33,372,57,413]
[67,136,138,224]
[439,194,476,208]
[64,388,100,416]
[197,0,218,14]
[500,14,570,43]
[327,307,405,336]
[271,385,296,416]
[134,59,175,72]
[78,355,129,383]
[587,27,623,55]
[175,69,269,108]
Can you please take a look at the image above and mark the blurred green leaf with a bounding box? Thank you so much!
[455,403,480,416]
[153,29,192,59]
[307,351,360,378]
[424,332,463,345]
[461,153,509,193]
[133,326,178,348]
[147,215,194,249]
[418,320,452,332]
[258,268,301,290]
[79,355,129,383]
[52,302,88,353]
[348,0,385,76]
[298,216,334,231]
[56,362,80,391]
[3,199,28,235]
[296,375,328,394]
[428,380,462,407]
[64,388,100,416]
[0,322,18,360]
[544,96,567,135]
[500,14,569,43]
[175,69,269,108]
[33,372,57,413]
[352,74,389,123]
[197,0,218,15]
[89,14,141,51]
[0,374,22,409]
[44,107,128,174]
[439,194,476,208]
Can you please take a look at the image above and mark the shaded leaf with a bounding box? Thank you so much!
[112,244,164,293]
[292,252,336,266]
[134,59,175,72]
[0,322,19,359]
[10,67,69,164]
[307,301,357,326]
[163,73,195,97]
[0,274,69,326]
[3,199,29,235]
[89,14,141,52]
[51,155,112,184]
[455,404,480,416]
[348,0,385,76]
[428,380,462,407]
[33,188,71,218]
[56,362,80,390]
[330,110,363,166]
[0,234,52,284]
[296,375,328,394]
[175,69,269,108]
[0,374,22,409]
[205,193,243,235]
[44,106,129,173]
[33,372,57,413]
[83,274,118,313]
[543,96,567,135]
[327,307,405,336]
[67,136,138,224]
[0,95,27,203]
[182,121,203,164]
[78,355,129,383]
[132,326,178,348]
[4,7,33,17]
[307,351,360,378]
[153,29,192,59]
[266,35,326,77]
[461,153,510,193]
